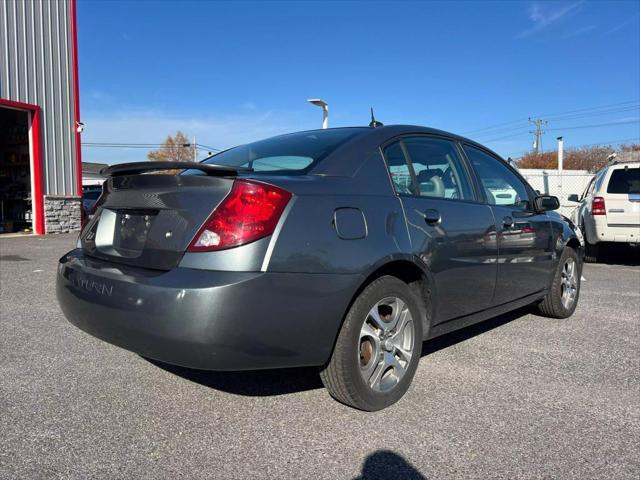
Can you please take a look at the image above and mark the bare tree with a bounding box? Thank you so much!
[147,131,195,163]
[517,144,640,171]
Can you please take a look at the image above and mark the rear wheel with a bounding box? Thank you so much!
[320,276,423,411]
[538,247,581,318]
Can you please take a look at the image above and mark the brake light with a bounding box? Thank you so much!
[188,180,292,252]
[591,196,606,215]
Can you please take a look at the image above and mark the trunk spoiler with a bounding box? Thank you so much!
[100,161,252,177]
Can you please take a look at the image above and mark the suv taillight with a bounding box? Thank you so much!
[591,196,606,215]
[188,179,292,252]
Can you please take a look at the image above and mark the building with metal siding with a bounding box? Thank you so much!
[0,0,81,234]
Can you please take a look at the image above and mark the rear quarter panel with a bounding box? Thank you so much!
[263,152,412,274]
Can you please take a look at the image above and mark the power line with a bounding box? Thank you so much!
[470,106,639,141]
[536,99,640,120]
[471,104,640,140]
[82,142,223,152]
[504,136,640,158]
[462,99,640,136]
[197,143,222,152]
[481,119,640,145]
[543,104,639,122]
[546,119,640,131]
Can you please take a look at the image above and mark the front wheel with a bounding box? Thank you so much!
[537,247,581,318]
[320,276,423,411]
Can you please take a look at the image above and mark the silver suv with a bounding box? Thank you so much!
[569,153,640,262]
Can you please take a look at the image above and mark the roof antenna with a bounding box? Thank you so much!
[369,107,383,128]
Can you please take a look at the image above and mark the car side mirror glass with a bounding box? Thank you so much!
[567,194,579,202]
[535,195,560,212]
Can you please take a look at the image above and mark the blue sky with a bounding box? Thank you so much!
[77,0,640,164]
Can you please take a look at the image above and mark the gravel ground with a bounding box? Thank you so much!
[1,234,639,479]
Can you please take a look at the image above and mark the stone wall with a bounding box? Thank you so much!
[44,195,82,233]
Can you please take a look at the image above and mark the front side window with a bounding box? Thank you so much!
[402,137,472,200]
[464,145,531,210]
[582,177,595,199]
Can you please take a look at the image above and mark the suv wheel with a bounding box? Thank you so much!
[320,276,423,411]
[537,247,581,318]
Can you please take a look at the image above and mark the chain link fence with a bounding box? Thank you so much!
[520,169,594,217]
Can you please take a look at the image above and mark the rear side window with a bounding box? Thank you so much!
[464,145,532,211]
[607,168,640,194]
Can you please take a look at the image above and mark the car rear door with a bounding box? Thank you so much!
[462,144,555,305]
[381,136,498,323]
[604,166,640,229]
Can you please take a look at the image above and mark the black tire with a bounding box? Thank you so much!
[538,247,581,319]
[320,276,423,411]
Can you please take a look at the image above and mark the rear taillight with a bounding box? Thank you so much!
[591,196,606,215]
[188,179,292,252]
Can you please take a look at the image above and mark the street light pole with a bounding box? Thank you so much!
[307,99,329,129]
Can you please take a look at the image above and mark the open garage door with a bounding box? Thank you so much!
[0,100,44,235]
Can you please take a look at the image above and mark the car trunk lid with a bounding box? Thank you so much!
[80,173,235,270]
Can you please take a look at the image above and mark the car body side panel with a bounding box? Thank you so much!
[266,194,411,274]
[490,208,555,305]
[264,150,412,274]
[399,197,499,323]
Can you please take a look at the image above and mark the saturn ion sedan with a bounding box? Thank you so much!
[57,125,583,411]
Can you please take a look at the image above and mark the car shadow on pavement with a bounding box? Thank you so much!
[353,450,427,480]
[146,358,324,396]
[421,306,532,358]
[146,307,531,397]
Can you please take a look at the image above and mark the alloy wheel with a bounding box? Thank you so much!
[560,258,578,309]
[358,297,415,393]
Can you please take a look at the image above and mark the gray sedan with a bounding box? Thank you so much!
[57,125,583,410]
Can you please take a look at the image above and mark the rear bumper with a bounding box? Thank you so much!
[593,220,640,243]
[57,249,361,370]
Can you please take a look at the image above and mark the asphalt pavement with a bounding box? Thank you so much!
[1,234,639,479]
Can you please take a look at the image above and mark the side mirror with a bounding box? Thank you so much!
[567,194,580,202]
[535,195,560,212]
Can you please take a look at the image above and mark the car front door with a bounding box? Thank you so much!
[382,136,498,324]
[462,144,555,305]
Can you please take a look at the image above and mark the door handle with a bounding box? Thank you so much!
[423,209,441,225]
[502,216,514,229]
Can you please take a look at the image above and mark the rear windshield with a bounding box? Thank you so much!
[184,129,364,175]
[607,168,640,194]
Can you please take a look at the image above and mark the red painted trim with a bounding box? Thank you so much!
[70,0,82,196]
[0,98,38,111]
[0,98,45,234]
[30,109,45,235]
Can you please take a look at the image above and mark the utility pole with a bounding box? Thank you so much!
[557,136,564,202]
[193,135,197,162]
[528,117,547,154]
